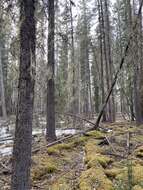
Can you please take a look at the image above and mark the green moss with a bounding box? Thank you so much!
[79,137,114,190]
[133,185,143,190]
[85,139,103,154]
[54,143,72,150]
[87,154,113,168]
[79,167,114,190]
[47,147,60,155]
[105,168,123,178]
[32,155,58,181]
[47,137,88,155]
[32,164,56,180]
[86,130,104,139]
[116,164,143,186]
[84,139,112,168]
[47,143,73,155]
[132,135,143,143]
[73,136,88,146]
[50,177,71,190]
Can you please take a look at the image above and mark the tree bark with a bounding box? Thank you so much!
[46,0,57,142]
[100,0,112,122]
[97,0,106,121]
[11,0,36,189]
[70,0,77,114]
[104,0,115,121]
[0,46,7,120]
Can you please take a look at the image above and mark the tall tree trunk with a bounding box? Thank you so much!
[97,0,106,121]
[70,0,77,114]
[11,0,36,189]
[132,0,143,123]
[104,0,115,121]
[83,0,91,115]
[100,0,112,121]
[116,0,126,116]
[138,0,143,121]
[0,46,7,119]
[46,0,57,142]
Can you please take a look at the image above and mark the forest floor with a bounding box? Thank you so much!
[1,121,143,190]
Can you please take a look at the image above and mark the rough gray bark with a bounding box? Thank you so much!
[11,0,36,189]
[138,0,143,120]
[132,0,143,124]
[104,0,115,121]
[97,0,106,121]
[100,0,112,121]
[70,0,77,114]
[0,46,7,119]
[46,0,57,142]
[90,40,100,114]
[80,0,91,115]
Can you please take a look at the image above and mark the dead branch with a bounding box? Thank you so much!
[105,135,118,155]
[106,152,126,159]
[0,137,13,142]
[56,112,96,127]
[32,132,83,153]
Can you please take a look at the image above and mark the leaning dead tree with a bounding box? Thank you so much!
[94,0,143,129]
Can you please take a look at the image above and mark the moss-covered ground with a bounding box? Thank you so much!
[1,122,143,190]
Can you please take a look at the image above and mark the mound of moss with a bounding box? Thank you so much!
[47,137,88,155]
[116,164,143,186]
[105,168,123,179]
[79,167,114,190]
[85,139,113,168]
[79,137,114,190]
[49,177,71,190]
[86,130,105,139]
[133,185,143,190]
[32,155,58,181]
[47,143,73,155]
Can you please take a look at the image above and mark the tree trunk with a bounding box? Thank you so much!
[133,0,143,124]
[100,0,112,122]
[97,0,106,121]
[70,0,77,114]
[11,0,36,189]
[46,0,57,142]
[104,0,115,121]
[0,46,7,119]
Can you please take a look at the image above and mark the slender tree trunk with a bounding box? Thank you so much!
[70,1,77,114]
[116,1,126,116]
[138,0,143,120]
[104,0,115,121]
[83,0,91,115]
[100,0,112,121]
[132,0,143,123]
[11,0,36,189]
[46,0,57,142]
[97,0,106,121]
[0,46,7,119]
